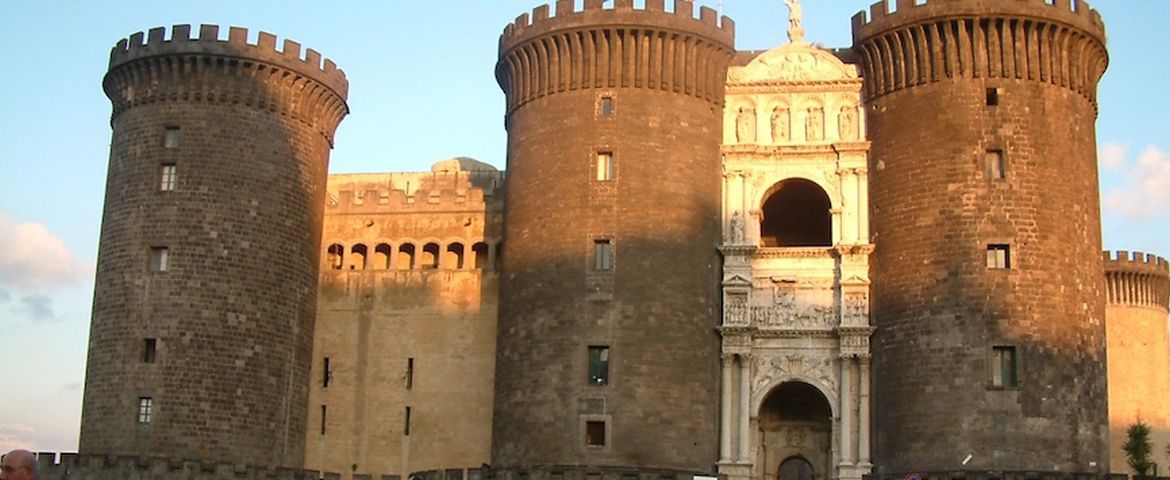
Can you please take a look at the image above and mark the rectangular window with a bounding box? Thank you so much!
[586,420,606,446]
[600,96,614,117]
[320,405,327,435]
[160,164,177,191]
[322,357,331,388]
[164,126,181,148]
[150,247,169,272]
[986,244,1011,269]
[137,397,153,424]
[142,338,157,363]
[404,406,412,436]
[986,87,1000,106]
[596,151,615,181]
[588,346,610,385]
[986,149,1006,180]
[593,240,613,271]
[992,346,1018,387]
[406,357,414,390]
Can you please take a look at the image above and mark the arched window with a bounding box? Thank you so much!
[349,244,368,270]
[421,243,440,269]
[445,243,465,269]
[472,242,490,270]
[398,243,416,270]
[373,243,392,270]
[778,457,815,480]
[760,179,832,247]
[326,244,344,270]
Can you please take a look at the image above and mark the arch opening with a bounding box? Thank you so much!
[758,381,832,480]
[760,179,832,247]
[327,243,344,270]
[349,244,368,270]
[374,243,392,270]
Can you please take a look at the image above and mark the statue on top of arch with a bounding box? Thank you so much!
[784,0,805,43]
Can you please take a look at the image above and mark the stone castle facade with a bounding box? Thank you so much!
[37,1,1170,480]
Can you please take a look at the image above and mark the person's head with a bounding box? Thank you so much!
[0,449,37,480]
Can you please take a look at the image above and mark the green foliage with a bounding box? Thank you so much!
[1123,421,1155,476]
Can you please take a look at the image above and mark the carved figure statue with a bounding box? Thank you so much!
[771,107,790,143]
[805,107,823,142]
[730,210,745,244]
[838,105,857,141]
[784,0,804,42]
[736,107,757,144]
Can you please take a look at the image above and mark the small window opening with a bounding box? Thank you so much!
[992,345,1018,387]
[349,244,368,270]
[406,357,415,390]
[142,338,157,363]
[986,87,1000,106]
[404,406,412,436]
[596,151,615,181]
[593,240,613,271]
[137,397,153,423]
[472,242,489,269]
[374,244,392,269]
[986,149,1006,180]
[322,357,331,388]
[986,244,1011,269]
[588,346,610,385]
[327,244,344,270]
[163,126,181,148]
[586,420,606,446]
[149,247,169,272]
[600,96,614,117]
[398,244,416,270]
[159,164,177,191]
[320,405,327,435]
[446,243,465,269]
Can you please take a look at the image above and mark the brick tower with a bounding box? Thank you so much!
[492,0,733,471]
[80,25,348,467]
[852,0,1109,473]
[1104,251,1170,475]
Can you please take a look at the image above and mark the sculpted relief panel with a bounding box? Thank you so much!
[753,353,838,402]
[751,283,836,329]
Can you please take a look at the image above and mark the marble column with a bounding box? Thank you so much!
[721,353,734,462]
[839,355,855,465]
[738,353,752,463]
[859,355,872,465]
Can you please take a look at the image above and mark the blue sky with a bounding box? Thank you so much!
[0,1,1167,453]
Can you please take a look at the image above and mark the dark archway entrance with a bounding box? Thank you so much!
[758,381,832,480]
[760,179,832,247]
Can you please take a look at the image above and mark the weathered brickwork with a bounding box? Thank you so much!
[853,0,1110,473]
[304,166,503,477]
[81,24,348,467]
[492,0,734,471]
[1103,251,1170,475]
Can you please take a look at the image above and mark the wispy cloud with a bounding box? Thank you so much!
[0,423,36,452]
[0,289,9,303]
[19,294,57,322]
[0,212,90,290]
[1102,144,1170,219]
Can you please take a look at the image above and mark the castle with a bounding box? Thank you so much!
[24,1,1170,479]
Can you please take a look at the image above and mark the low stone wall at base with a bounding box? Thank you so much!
[33,453,342,480]
[864,472,1170,480]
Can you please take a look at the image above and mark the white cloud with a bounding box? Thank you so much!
[1102,145,1170,219]
[1099,143,1127,171]
[0,212,89,290]
[0,423,36,452]
[0,289,9,303]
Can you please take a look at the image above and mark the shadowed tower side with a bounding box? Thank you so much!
[852,0,1109,473]
[80,24,348,467]
[1104,251,1170,475]
[492,0,734,471]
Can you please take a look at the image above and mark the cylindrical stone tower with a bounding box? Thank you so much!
[492,0,733,471]
[852,0,1109,473]
[80,24,348,467]
[1104,251,1170,475]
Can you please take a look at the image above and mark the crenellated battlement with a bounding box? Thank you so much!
[850,0,1109,104]
[495,0,736,113]
[852,0,1105,42]
[325,170,506,213]
[500,0,733,53]
[110,24,348,99]
[1103,250,1170,309]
